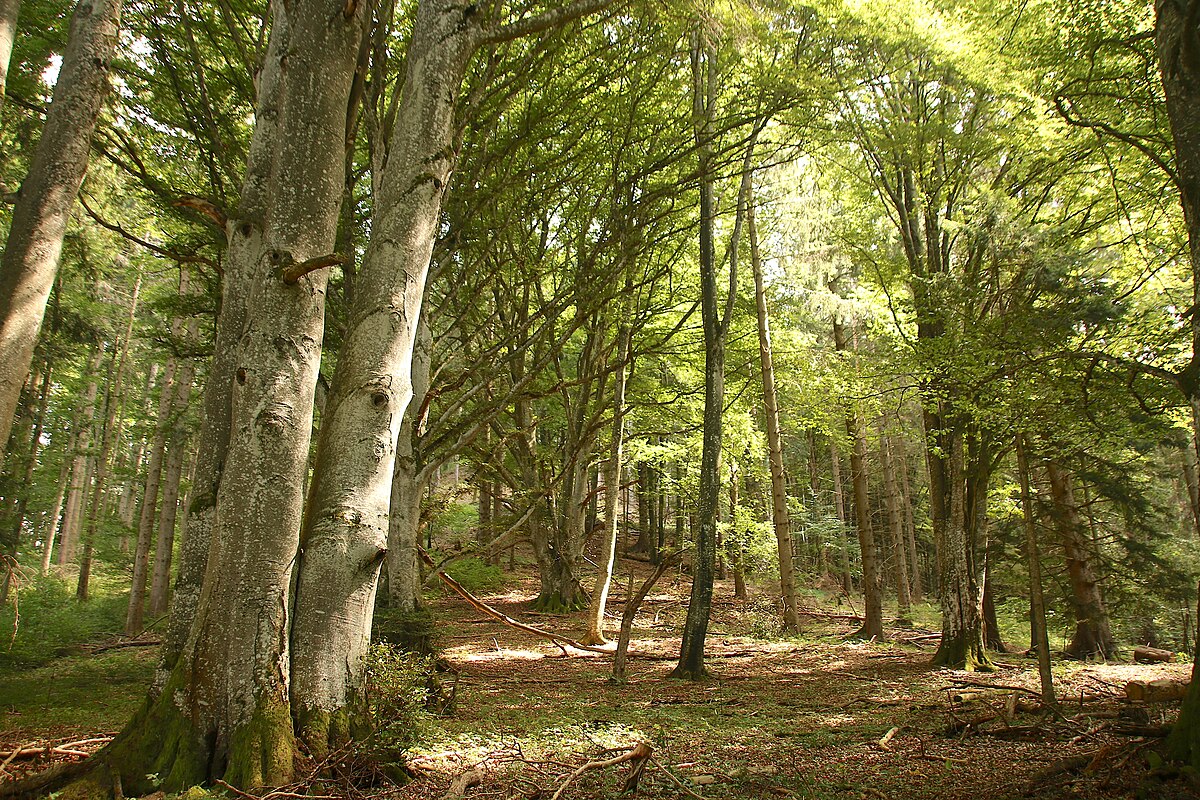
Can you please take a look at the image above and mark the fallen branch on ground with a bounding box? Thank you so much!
[549,742,653,800]
[418,546,611,655]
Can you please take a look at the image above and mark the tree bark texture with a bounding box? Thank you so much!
[0,0,122,456]
[1045,461,1116,660]
[1016,435,1056,705]
[104,1,366,791]
[386,318,432,613]
[0,0,18,102]
[882,435,912,621]
[149,356,195,616]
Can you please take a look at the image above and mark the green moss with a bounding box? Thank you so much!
[224,697,295,790]
[932,630,994,672]
[103,668,208,795]
[532,592,587,614]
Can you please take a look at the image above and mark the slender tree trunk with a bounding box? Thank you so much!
[1,364,49,602]
[751,196,800,632]
[78,275,139,601]
[584,313,631,645]
[835,316,883,640]
[57,345,104,565]
[148,357,195,616]
[0,0,123,456]
[40,433,72,574]
[386,318,432,613]
[0,0,18,102]
[830,441,852,593]
[881,435,912,622]
[126,355,177,629]
[1017,434,1055,705]
[729,461,747,600]
[895,434,923,602]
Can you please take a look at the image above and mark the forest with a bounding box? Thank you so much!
[1,0,1200,797]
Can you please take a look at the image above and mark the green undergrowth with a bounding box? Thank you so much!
[0,648,154,732]
[1,572,131,668]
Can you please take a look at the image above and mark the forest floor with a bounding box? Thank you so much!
[1,552,1198,800]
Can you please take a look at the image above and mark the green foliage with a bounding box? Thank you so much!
[0,574,127,668]
[363,643,434,754]
[442,556,506,594]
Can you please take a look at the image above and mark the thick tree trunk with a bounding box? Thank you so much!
[103,1,366,791]
[0,0,123,456]
[750,196,800,633]
[291,0,498,756]
[1046,461,1116,660]
[931,430,989,670]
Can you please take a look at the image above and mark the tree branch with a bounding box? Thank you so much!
[476,0,617,47]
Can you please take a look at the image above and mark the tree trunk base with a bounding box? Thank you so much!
[532,591,587,614]
[933,633,993,672]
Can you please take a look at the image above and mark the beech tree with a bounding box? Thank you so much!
[0,0,122,457]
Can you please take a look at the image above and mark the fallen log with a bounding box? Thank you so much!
[1125,678,1189,703]
[1133,645,1175,664]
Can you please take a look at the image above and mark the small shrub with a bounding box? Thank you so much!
[364,643,435,755]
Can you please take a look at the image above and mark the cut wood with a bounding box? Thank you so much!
[1133,645,1175,664]
[1125,678,1189,703]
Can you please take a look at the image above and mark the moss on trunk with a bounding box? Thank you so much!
[223,698,295,789]
[932,629,993,672]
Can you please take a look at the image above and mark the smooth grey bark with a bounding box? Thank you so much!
[386,318,432,613]
[895,434,923,602]
[292,0,617,749]
[0,0,18,102]
[749,191,800,634]
[106,1,368,792]
[158,6,286,679]
[585,313,631,644]
[0,0,122,457]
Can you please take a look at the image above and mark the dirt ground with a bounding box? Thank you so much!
[2,554,1198,800]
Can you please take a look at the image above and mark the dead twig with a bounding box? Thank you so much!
[548,742,653,800]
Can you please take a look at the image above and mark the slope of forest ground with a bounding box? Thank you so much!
[1,553,1197,800]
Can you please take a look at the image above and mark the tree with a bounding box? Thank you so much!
[0,0,122,457]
